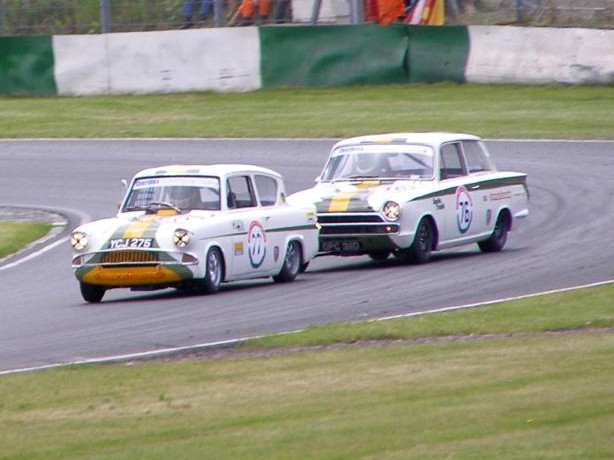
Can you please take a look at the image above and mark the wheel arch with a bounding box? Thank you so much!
[494,206,513,231]
[282,234,306,264]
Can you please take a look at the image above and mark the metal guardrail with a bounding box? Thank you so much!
[0,0,611,35]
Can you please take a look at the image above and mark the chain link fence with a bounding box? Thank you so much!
[0,0,611,35]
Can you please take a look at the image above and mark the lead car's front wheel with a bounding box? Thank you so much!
[274,240,302,283]
[80,282,105,303]
[395,217,434,264]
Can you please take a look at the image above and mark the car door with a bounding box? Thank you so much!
[460,139,496,237]
[437,142,481,244]
[252,173,290,273]
[226,174,277,277]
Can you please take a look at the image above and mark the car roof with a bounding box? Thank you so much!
[332,132,482,150]
[132,164,282,180]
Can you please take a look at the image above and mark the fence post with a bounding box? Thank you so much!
[349,0,364,23]
[515,0,524,22]
[311,0,322,24]
[100,0,111,33]
[214,0,224,27]
[0,0,4,33]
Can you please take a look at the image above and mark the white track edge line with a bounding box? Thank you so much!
[1,279,612,376]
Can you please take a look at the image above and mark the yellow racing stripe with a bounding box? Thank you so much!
[122,216,157,238]
[328,192,353,212]
[327,181,381,212]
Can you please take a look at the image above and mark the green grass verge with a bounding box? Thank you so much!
[246,282,614,348]
[0,221,52,259]
[0,283,612,459]
[1,84,613,139]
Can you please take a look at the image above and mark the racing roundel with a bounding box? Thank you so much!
[456,186,473,234]
[247,220,267,268]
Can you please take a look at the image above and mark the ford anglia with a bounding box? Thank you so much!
[70,164,319,303]
[288,133,529,264]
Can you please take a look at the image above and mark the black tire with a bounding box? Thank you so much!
[396,218,433,264]
[478,212,510,253]
[80,282,105,303]
[368,251,390,261]
[196,246,224,294]
[274,240,302,283]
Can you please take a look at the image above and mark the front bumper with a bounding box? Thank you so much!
[317,212,410,255]
[72,248,198,287]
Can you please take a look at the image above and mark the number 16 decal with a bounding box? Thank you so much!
[456,186,473,234]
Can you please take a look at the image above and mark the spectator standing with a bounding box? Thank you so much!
[376,0,405,24]
[180,0,214,29]
[274,0,291,23]
[229,0,271,25]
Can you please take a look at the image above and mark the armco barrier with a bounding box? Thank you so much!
[406,26,469,83]
[465,26,614,85]
[0,26,612,96]
[0,36,57,96]
[53,28,261,96]
[259,24,409,88]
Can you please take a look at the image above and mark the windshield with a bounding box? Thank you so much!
[320,144,435,181]
[122,176,221,212]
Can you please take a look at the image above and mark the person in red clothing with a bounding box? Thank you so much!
[231,0,272,25]
[366,0,406,25]
[377,0,405,24]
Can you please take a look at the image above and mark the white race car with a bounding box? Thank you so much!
[288,132,529,263]
[70,164,319,303]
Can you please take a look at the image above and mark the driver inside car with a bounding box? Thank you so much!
[353,152,389,176]
[167,186,202,210]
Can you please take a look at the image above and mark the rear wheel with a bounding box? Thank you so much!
[274,240,302,283]
[478,212,510,253]
[395,218,433,264]
[80,282,105,303]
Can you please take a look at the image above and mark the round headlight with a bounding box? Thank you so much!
[70,231,89,251]
[173,229,191,248]
[382,201,401,221]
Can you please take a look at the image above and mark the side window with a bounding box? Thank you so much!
[439,143,465,179]
[254,174,278,206]
[226,176,257,209]
[463,140,495,173]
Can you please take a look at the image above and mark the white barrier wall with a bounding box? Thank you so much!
[465,26,614,85]
[53,28,261,96]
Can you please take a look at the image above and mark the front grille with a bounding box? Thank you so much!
[318,214,383,224]
[101,250,159,264]
[318,213,399,236]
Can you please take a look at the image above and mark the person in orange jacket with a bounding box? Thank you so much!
[376,0,405,24]
[231,0,272,25]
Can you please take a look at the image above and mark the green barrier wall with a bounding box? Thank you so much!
[406,26,469,83]
[0,36,57,96]
[260,24,409,88]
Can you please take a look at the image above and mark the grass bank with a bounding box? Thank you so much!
[1,84,613,139]
[0,284,612,459]
[0,222,52,259]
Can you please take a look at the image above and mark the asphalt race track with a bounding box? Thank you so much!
[1,139,613,373]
